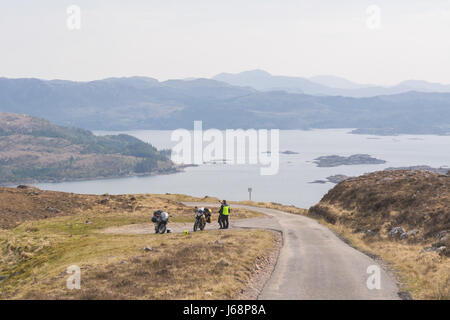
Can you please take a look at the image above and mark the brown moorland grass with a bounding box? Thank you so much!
[0,202,275,299]
[0,187,262,230]
[233,200,308,215]
[309,170,449,253]
[158,193,308,215]
[0,214,278,299]
[0,187,270,299]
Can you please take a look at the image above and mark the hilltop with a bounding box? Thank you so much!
[307,170,449,299]
[309,170,449,255]
[0,112,174,184]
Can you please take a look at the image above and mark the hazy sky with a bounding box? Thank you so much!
[1,0,449,85]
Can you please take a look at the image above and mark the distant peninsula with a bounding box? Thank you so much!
[0,112,175,185]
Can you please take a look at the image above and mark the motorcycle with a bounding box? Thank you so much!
[193,208,211,232]
[152,210,169,234]
[193,210,206,232]
[154,220,167,234]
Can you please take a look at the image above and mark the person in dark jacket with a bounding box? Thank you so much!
[218,200,230,229]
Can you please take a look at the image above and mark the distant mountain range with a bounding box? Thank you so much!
[0,75,449,135]
[213,70,450,97]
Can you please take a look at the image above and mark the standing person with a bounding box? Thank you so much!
[218,200,230,229]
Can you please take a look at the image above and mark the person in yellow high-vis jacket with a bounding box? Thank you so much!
[218,200,230,229]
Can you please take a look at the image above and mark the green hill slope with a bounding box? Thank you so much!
[0,112,174,184]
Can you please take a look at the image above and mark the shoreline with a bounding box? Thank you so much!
[0,164,199,187]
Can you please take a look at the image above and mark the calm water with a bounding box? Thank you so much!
[32,129,450,208]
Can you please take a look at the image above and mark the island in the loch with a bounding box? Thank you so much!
[309,174,351,184]
[262,150,299,155]
[313,154,386,167]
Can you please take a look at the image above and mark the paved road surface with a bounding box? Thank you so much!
[182,202,400,300]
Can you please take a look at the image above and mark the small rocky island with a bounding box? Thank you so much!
[313,154,386,167]
[310,174,350,184]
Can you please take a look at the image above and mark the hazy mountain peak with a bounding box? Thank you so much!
[213,69,321,92]
[163,78,227,87]
[309,75,371,90]
[396,79,450,92]
[239,69,272,76]
[215,69,272,78]
[213,70,450,97]
[91,76,161,87]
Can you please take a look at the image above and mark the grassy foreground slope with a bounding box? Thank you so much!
[0,112,174,184]
[0,187,274,299]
